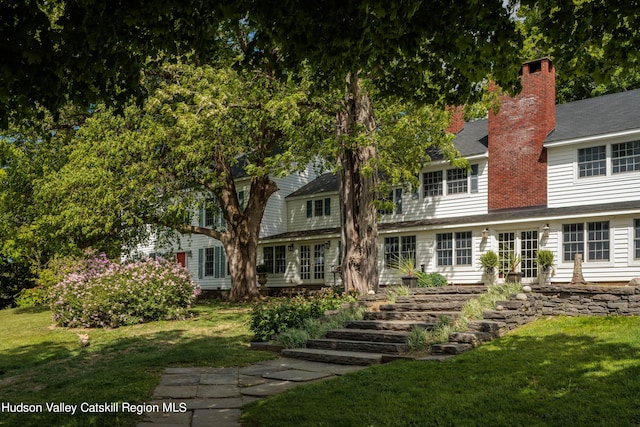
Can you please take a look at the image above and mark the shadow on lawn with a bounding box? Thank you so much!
[242,319,640,427]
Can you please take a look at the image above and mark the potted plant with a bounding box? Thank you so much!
[393,255,418,288]
[256,263,269,288]
[500,247,522,283]
[479,250,499,285]
[536,249,554,286]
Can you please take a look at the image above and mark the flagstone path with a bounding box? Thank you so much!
[137,358,366,427]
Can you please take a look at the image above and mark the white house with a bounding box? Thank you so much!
[141,58,640,290]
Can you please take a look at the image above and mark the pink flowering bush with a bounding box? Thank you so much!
[50,255,200,328]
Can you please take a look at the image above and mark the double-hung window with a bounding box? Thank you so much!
[202,198,226,229]
[422,165,478,197]
[612,141,640,174]
[263,245,286,274]
[306,198,332,218]
[577,146,607,177]
[562,222,610,262]
[635,219,640,260]
[436,232,472,266]
[384,236,416,268]
[200,246,226,279]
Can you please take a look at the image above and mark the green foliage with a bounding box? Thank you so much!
[0,256,35,309]
[274,305,367,348]
[430,316,456,344]
[384,285,411,303]
[479,250,500,270]
[406,326,429,352]
[50,255,200,328]
[536,250,554,269]
[461,283,523,321]
[417,272,448,288]
[249,289,356,342]
[390,255,417,277]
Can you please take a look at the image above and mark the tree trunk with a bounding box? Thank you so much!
[570,253,586,285]
[337,74,379,295]
[222,174,279,302]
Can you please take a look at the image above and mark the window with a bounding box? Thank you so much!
[563,222,610,262]
[202,198,225,229]
[423,171,443,197]
[300,245,311,280]
[384,236,416,268]
[437,232,472,267]
[498,232,515,273]
[635,220,640,260]
[578,146,606,177]
[423,165,479,197]
[314,244,325,279]
[455,232,472,265]
[447,169,468,194]
[237,190,245,210]
[520,231,538,278]
[612,141,640,174]
[379,189,403,215]
[263,245,286,274]
[587,221,609,261]
[275,245,286,273]
[436,233,453,266]
[200,247,226,279]
[307,198,331,218]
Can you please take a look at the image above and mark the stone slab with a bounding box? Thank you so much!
[139,410,192,425]
[262,369,333,382]
[159,375,201,386]
[239,374,269,387]
[200,372,238,385]
[192,408,241,427]
[196,385,240,398]
[240,380,301,397]
[153,385,198,399]
[183,398,244,410]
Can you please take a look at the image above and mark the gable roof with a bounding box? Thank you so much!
[286,172,339,199]
[545,88,640,144]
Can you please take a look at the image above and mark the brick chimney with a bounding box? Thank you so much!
[446,105,464,134]
[488,58,555,211]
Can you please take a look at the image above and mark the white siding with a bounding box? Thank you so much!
[260,167,319,238]
[286,194,340,233]
[548,136,640,208]
[381,159,488,223]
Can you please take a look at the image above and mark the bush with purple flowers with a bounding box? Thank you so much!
[50,255,200,328]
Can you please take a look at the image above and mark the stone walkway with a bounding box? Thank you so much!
[137,358,366,427]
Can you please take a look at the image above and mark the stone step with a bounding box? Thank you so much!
[379,301,468,311]
[306,338,410,355]
[412,286,486,295]
[430,342,474,355]
[281,348,385,366]
[467,320,508,338]
[325,328,409,343]
[494,300,532,310]
[364,311,461,322]
[345,320,435,331]
[448,331,493,346]
[396,294,479,303]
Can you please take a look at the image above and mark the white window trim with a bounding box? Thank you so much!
[560,221,614,267]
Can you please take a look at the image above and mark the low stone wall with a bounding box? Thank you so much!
[527,284,640,316]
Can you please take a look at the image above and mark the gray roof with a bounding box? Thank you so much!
[546,89,640,144]
[286,173,339,199]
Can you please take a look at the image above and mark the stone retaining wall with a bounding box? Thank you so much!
[527,284,640,316]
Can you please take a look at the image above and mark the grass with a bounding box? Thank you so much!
[0,301,276,427]
[242,315,640,426]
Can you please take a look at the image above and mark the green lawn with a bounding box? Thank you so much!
[242,316,640,427]
[0,301,276,427]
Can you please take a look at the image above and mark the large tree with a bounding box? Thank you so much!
[240,1,524,293]
[38,61,333,301]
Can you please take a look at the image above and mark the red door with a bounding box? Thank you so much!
[176,252,186,268]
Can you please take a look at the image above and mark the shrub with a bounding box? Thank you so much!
[275,328,311,349]
[406,326,429,352]
[417,272,448,287]
[50,256,200,328]
[249,289,357,342]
